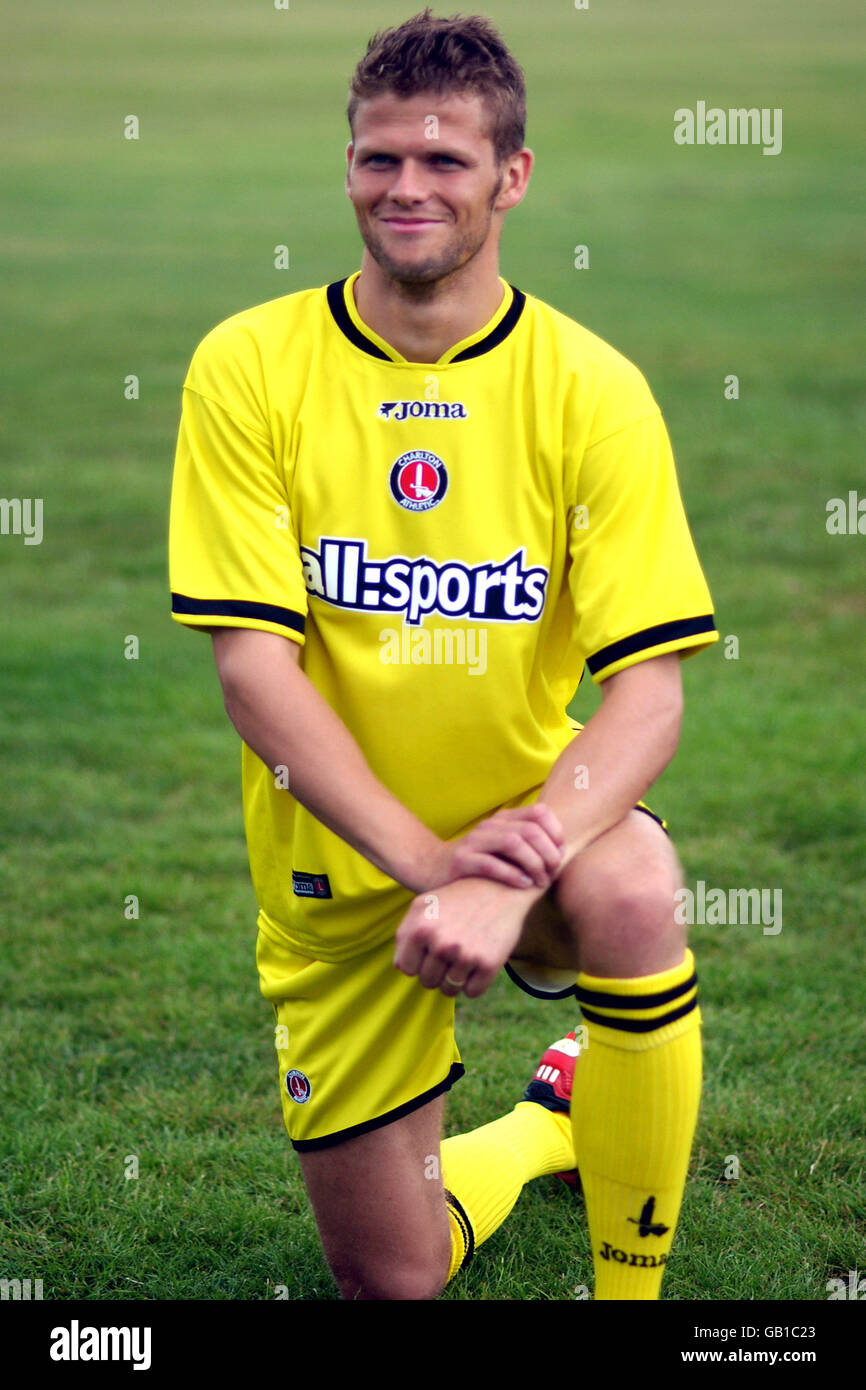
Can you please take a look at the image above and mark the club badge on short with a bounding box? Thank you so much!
[389,450,448,512]
[285,1069,312,1104]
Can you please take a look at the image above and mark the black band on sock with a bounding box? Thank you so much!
[444,1188,475,1271]
[580,993,698,1034]
[575,969,697,1012]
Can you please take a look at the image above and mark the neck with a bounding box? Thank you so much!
[353,245,505,363]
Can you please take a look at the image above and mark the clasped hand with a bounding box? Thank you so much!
[393,803,564,999]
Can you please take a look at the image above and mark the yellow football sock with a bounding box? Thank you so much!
[570,949,702,1300]
[441,1101,575,1281]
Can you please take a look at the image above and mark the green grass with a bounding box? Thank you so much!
[1,0,864,1301]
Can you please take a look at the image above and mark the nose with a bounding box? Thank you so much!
[387,158,430,202]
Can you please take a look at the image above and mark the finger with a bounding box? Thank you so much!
[457,851,536,890]
[506,819,565,875]
[439,969,468,998]
[478,819,565,881]
[523,802,566,845]
[417,949,456,991]
[491,803,566,849]
[461,962,495,1000]
[393,926,428,977]
[459,828,548,885]
[490,829,554,886]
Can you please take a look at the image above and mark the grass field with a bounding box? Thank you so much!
[1,0,864,1303]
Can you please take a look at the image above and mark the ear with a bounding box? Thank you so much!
[494,148,534,213]
[345,142,355,197]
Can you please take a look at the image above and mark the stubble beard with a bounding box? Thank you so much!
[358,171,504,293]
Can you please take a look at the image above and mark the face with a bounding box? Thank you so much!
[346,90,529,286]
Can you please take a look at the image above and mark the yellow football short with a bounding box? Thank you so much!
[256,913,463,1151]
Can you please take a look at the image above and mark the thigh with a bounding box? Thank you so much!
[298,1093,451,1301]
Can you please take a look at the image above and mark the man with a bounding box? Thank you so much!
[169,9,717,1300]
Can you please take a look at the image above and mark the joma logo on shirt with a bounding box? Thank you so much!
[378,400,468,421]
[301,537,548,626]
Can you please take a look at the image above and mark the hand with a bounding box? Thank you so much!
[393,875,538,1000]
[424,802,565,893]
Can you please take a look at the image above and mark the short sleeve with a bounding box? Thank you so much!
[169,369,308,645]
[568,394,717,683]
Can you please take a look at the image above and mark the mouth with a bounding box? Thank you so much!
[380,217,444,232]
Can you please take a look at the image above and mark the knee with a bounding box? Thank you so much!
[327,1220,452,1301]
[558,858,685,968]
[563,857,675,928]
[331,1251,449,1301]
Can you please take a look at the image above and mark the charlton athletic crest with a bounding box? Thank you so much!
[285,1069,312,1104]
[389,450,448,512]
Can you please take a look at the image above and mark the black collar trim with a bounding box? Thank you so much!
[451,285,526,362]
[326,278,526,364]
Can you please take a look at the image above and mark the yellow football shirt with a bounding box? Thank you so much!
[169,273,717,960]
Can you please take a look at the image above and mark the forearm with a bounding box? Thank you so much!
[217,638,441,891]
[542,653,683,869]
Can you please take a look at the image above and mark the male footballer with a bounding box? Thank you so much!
[169,9,717,1300]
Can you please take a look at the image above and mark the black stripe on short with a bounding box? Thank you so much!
[291,1062,465,1152]
[504,960,578,1001]
[633,802,669,835]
